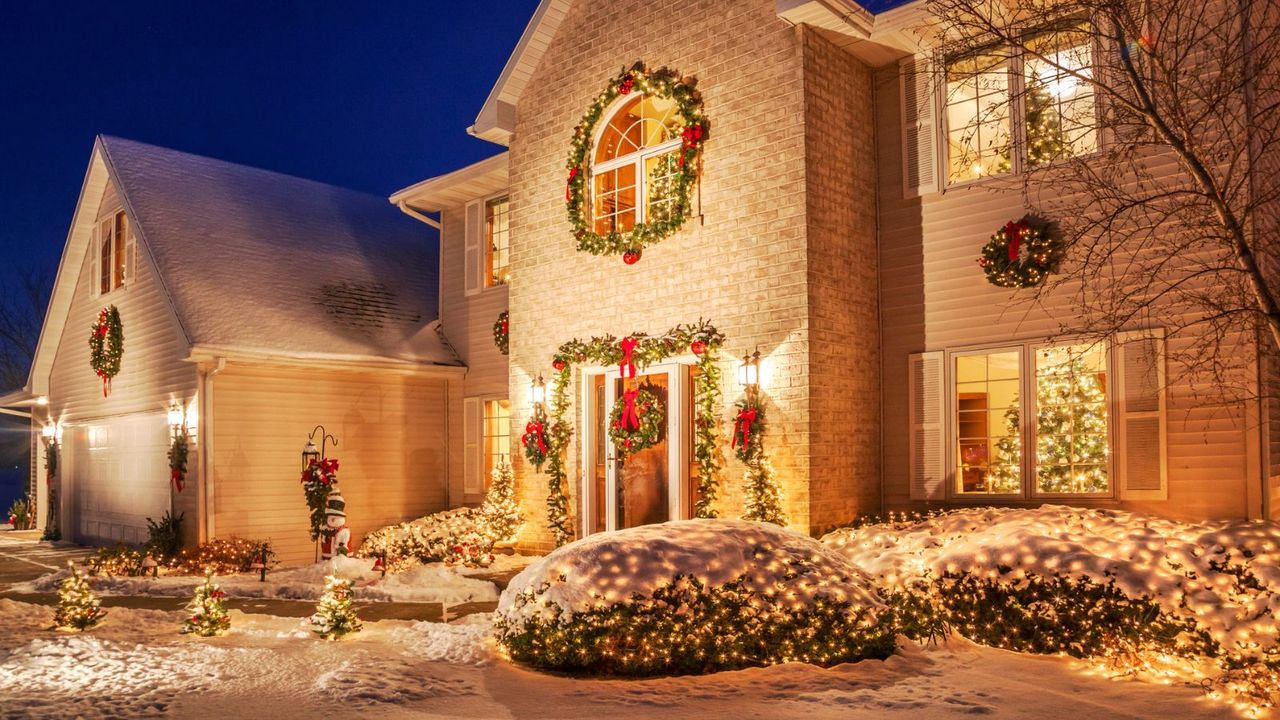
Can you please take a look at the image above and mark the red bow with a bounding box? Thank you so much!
[171,467,184,493]
[566,167,579,201]
[732,407,758,451]
[1005,221,1024,263]
[523,420,548,453]
[620,337,638,379]
[621,389,641,431]
[678,124,704,168]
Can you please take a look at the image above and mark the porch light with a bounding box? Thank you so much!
[737,350,761,390]
[529,374,547,408]
[35,396,48,406]
[41,423,60,444]
[167,405,185,437]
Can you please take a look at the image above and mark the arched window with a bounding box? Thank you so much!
[591,94,684,235]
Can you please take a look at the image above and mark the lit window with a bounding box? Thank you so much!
[98,211,129,295]
[954,350,1022,494]
[1024,26,1096,168]
[485,197,510,287]
[591,94,683,234]
[483,399,511,486]
[946,52,1012,183]
[1034,344,1109,494]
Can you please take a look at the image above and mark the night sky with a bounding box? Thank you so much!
[0,0,538,286]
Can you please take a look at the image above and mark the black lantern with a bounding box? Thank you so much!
[301,425,337,469]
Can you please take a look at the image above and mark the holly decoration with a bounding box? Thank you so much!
[978,217,1061,288]
[88,305,123,397]
[493,310,510,355]
[521,416,550,470]
[608,388,664,459]
[566,62,708,261]
[300,458,339,542]
[181,569,230,637]
[168,432,189,493]
[731,400,765,463]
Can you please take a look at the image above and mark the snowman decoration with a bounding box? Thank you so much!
[320,486,351,560]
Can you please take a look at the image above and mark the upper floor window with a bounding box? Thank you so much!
[485,196,510,287]
[98,210,130,295]
[591,94,683,234]
[945,23,1097,185]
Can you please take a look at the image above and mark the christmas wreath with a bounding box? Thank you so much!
[521,416,550,470]
[566,62,707,262]
[88,306,124,397]
[731,400,765,463]
[493,311,509,355]
[608,388,664,459]
[168,432,189,493]
[978,217,1061,288]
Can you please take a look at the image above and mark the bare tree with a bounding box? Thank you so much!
[0,266,52,393]
[921,0,1280,395]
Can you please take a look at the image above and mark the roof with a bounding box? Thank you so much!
[389,153,509,211]
[19,137,459,397]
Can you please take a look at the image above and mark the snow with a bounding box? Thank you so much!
[0,599,1237,719]
[15,555,500,605]
[499,519,884,623]
[820,505,1280,653]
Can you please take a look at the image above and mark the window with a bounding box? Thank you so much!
[482,399,511,487]
[97,210,130,295]
[485,196,510,287]
[591,94,683,234]
[950,341,1112,498]
[944,23,1097,184]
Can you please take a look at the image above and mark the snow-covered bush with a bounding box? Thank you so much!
[495,520,896,676]
[822,505,1280,711]
[358,493,522,571]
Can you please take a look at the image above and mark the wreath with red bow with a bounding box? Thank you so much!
[522,417,551,469]
[565,62,708,262]
[493,311,509,355]
[608,388,664,459]
[978,217,1061,288]
[731,400,765,463]
[88,305,124,397]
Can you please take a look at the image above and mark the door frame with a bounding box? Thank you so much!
[578,362,691,535]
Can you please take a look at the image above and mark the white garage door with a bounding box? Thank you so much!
[69,412,171,545]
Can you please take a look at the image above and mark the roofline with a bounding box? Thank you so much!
[388,152,509,210]
[184,345,467,377]
[470,0,572,146]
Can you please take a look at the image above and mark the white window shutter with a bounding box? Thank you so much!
[1115,330,1168,500]
[909,351,946,501]
[900,55,939,198]
[90,222,101,298]
[463,398,483,496]
[124,221,136,287]
[464,200,483,297]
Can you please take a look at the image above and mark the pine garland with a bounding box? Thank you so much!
[310,574,362,640]
[168,432,189,492]
[54,562,106,631]
[181,570,230,637]
[87,305,123,397]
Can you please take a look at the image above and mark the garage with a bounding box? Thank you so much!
[66,412,171,545]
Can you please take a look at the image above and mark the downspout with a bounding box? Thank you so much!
[396,201,441,230]
[201,358,226,541]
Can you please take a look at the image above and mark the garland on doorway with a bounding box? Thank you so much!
[88,306,124,397]
[565,62,708,262]
[493,311,509,355]
[537,320,725,546]
[977,217,1061,288]
[168,432,189,493]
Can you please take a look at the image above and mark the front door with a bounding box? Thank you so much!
[596,363,687,532]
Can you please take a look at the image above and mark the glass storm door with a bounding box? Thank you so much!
[601,364,687,531]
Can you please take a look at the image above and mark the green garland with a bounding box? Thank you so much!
[540,320,726,546]
[608,388,664,458]
[168,432,189,492]
[88,305,123,396]
[566,62,708,260]
[493,310,509,355]
[978,217,1061,288]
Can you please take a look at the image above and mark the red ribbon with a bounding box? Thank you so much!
[171,467,184,493]
[732,407,758,450]
[619,337,638,379]
[523,420,548,453]
[621,389,640,431]
[1005,221,1024,263]
[566,167,579,201]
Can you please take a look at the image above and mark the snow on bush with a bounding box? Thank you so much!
[822,505,1280,711]
[357,508,496,569]
[495,519,896,676]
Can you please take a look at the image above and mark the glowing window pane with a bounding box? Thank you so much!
[955,351,1022,494]
[1035,344,1110,494]
[1025,26,1097,167]
[946,53,1012,183]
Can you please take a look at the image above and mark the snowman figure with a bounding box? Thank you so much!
[320,486,351,560]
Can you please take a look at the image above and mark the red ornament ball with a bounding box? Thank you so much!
[690,340,707,356]
[622,250,641,265]
[552,359,567,371]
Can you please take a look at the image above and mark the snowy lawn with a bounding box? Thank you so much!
[0,599,1238,719]
[12,553,534,605]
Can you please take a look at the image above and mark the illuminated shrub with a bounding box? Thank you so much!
[494,519,896,676]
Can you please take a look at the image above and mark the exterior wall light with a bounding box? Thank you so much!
[529,374,547,409]
[167,405,186,438]
[737,350,761,391]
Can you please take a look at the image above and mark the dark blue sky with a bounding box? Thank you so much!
[0,0,538,283]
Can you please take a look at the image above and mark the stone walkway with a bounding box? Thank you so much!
[0,533,511,623]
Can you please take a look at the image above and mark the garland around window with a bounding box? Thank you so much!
[88,305,124,397]
[566,62,708,261]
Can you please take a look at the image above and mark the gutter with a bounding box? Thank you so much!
[396,201,442,230]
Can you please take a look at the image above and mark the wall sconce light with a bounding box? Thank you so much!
[167,405,186,438]
[737,350,761,391]
[529,374,547,409]
[41,423,58,445]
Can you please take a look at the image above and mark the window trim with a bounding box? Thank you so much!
[95,209,132,297]
[588,93,685,231]
[482,194,511,290]
[480,397,512,485]
[947,344,1028,499]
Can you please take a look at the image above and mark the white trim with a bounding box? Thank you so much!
[1114,329,1168,500]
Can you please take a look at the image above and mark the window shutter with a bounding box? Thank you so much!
[124,221,136,287]
[900,56,939,198]
[463,398,483,496]
[1115,330,1168,500]
[90,222,101,298]
[909,351,946,500]
[464,200,483,297]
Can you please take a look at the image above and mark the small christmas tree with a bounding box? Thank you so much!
[54,562,106,631]
[310,574,362,640]
[480,459,523,544]
[742,453,786,526]
[181,569,230,637]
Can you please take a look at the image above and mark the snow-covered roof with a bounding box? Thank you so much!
[97,136,458,367]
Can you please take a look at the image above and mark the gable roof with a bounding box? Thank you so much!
[19,137,457,397]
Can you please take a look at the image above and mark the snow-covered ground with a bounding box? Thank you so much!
[0,599,1237,719]
[11,554,533,605]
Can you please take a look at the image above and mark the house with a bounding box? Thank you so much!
[391,0,1279,551]
[0,136,463,564]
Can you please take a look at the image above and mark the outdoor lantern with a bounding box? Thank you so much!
[141,553,159,578]
[301,438,320,469]
[41,423,59,445]
[529,374,547,408]
[250,554,267,582]
[167,405,185,438]
[737,350,761,390]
